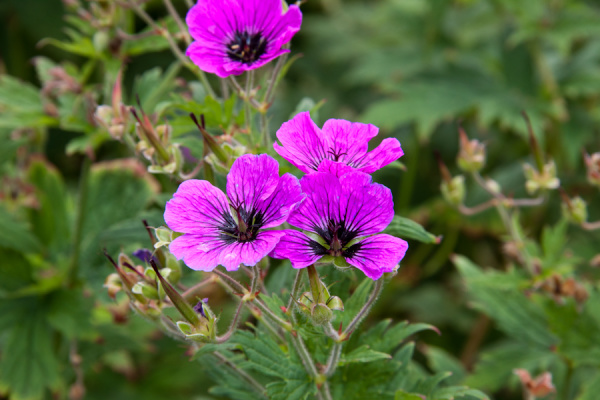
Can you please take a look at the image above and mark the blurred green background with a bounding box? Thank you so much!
[1,0,600,399]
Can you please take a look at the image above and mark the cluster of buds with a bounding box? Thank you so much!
[584,151,600,188]
[523,161,560,195]
[537,274,589,306]
[131,105,183,175]
[457,127,486,173]
[94,71,129,140]
[104,223,219,342]
[514,369,555,399]
[297,265,344,325]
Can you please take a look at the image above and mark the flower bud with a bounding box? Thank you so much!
[523,161,560,194]
[326,296,344,311]
[584,152,600,188]
[457,127,486,172]
[311,303,333,325]
[561,195,587,225]
[441,175,466,206]
[132,281,160,300]
[94,105,113,128]
[104,273,122,299]
[514,369,555,399]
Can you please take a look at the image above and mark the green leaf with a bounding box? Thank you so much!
[133,63,181,113]
[424,346,467,385]
[0,305,61,400]
[26,158,71,251]
[453,255,558,348]
[395,390,427,400]
[432,386,490,400]
[340,345,392,365]
[0,205,42,254]
[384,216,439,244]
[46,288,94,339]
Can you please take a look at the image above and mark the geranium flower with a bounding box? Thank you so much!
[273,111,403,174]
[165,154,303,271]
[185,0,302,78]
[270,168,408,280]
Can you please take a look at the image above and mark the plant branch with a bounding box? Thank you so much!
[162,0,191,44]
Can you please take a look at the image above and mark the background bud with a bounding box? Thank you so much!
[441,175,466,206]
[585,152,600,187]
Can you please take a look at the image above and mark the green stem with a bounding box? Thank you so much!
[68,157,91,287]
[324,342,342,377]
[341,278,383,339]
[287,269,304,310]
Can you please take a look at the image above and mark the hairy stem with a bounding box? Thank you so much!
[215,298,245,343]
[324,342,342,377]
[287,269,305,310]
[342,278,383,339]
[163,0,190,44]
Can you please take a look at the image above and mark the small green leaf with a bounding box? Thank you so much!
[340,345,392,365]
[384,216,439,244]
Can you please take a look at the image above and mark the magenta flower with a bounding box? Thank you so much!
[273,111,404,174]
[270,169,408,280]
[164,154,303,271]
[185,0,302,78]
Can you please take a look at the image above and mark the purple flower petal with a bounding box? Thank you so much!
[274,112,403,174]
[270,230,325,268]
[170,230,285,271]
[185,0,302,78]
[288,170,394,237]
[321,118,376,165]
[274,111,329,173]
[353,138,404,174]
[338,171,395,236]
[164,179,231,236]
[226,154,303,228]
[344,234,408,280]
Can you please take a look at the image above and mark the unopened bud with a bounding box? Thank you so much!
[104,273,122,299]
[132,281,160,300]
[514,369,555,399]
[93,31,110,53]
[441,175,466,206]
[94,105,113,128]
[311,303,333,325]
[584,152,600,188]
[523,161,560,194]
[561,195,587,225]
[326,296,344,311]
[108,124,125,140]
[457,128,486,172]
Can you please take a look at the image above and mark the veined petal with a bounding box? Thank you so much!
[354,138,404,173]
[338,172,395,236]
[274,111,329,173]
[258,173,304,228]
[344,234,408,280]
[287,172,342,232]
[270,230,325,268]
[164,179,231,235]
[317,159,355,177]
[170,230,285,272]
[321,119,377,165]
[226,154,280,215]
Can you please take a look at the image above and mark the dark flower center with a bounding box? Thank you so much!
[219,207,264,244]
[312,219,359,257]
[226,31,268,65]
